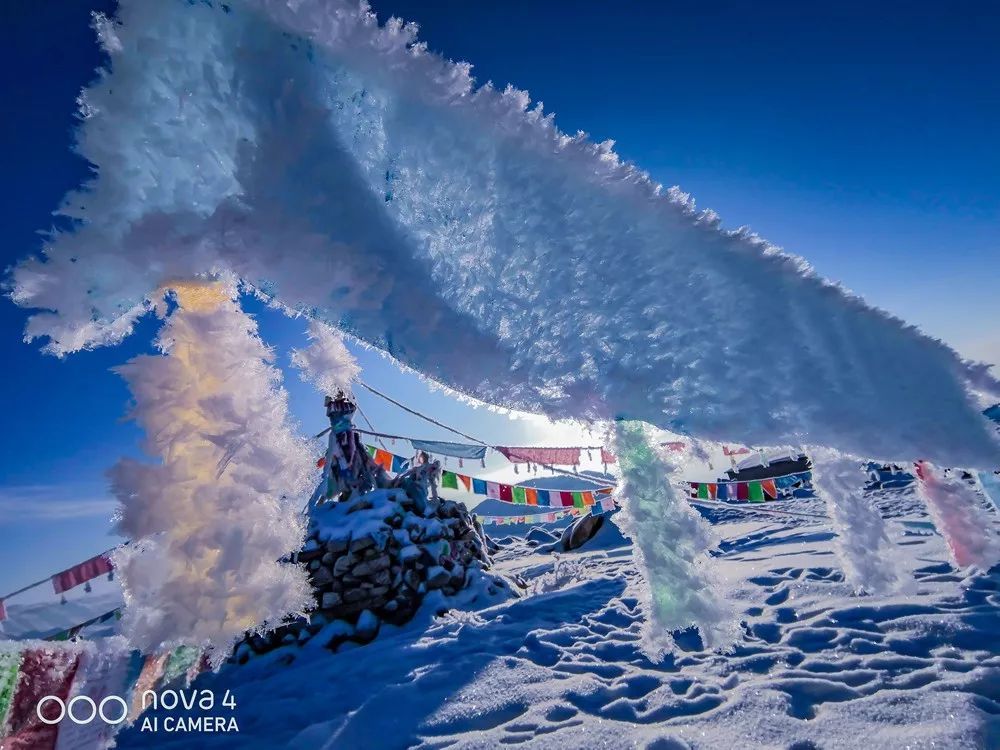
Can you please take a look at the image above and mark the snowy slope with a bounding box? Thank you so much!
[116,490,1000,749]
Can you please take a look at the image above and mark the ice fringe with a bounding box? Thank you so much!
[6,0,999,469]
[108,282,313,657]
[610,420,737,654]
[290,320,360,397]
[811,449,899,595]
[915,461,1000,570]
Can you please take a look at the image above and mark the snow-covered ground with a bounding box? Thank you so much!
[116,488,1000,749]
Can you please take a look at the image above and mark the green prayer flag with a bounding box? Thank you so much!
[749,481,765,503]
[366,444,376,457]
[0,650,22,731]
[697,483,709,499]
[512,486,527,504]
[441,471,459,490]
[572,491,585,508]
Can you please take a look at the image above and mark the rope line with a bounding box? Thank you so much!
[1,545,119,603]
[356,380,488,446]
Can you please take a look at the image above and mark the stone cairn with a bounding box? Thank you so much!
[233,393,519,661]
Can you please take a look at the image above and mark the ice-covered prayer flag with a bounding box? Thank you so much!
[52,553,114,595]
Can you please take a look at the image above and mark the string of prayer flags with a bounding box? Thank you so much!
[478,496,618,525]
[51,553,113,595]
[360,443,614,507]
[685,472,811,503]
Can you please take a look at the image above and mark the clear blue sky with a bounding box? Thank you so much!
[1,0,997,596]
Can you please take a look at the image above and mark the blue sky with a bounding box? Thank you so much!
[1,0,997,597]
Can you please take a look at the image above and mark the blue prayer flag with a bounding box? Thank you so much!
[536,489,551,506]
[472,478,488,495]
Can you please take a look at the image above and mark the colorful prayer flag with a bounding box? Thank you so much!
[600,497,617,512]
[391,454,410,473]
[525,488,538,505]
[748,481,765,502]
[52,553,114,595]
[572,492,585,508]
[366,444,376,457]
[697,483,709,500]
[0,650,21,734]
[708,483,717,500]
[486,482,501,499]
[582,491,595,505]
[736,482,749,501]
[761,479,777,499]
[0,598,6,622]
[472,478,487,495]
[600,448,617,464]
[4,648,80,750]
[458,474,472,491]
[441,471,459,490]
[689,482,700,497]
[716,482,729,500]
[499,484,514,502]
[512,486,527,504]
[536,489,551,506]
[373,449,393,472]
[560,491,574,507]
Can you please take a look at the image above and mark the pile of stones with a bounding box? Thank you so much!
[234,481,519,661]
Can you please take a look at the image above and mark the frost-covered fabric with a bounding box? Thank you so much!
[6,0,999,469]
[610,421,736,653]
[811,450,899,595]
[108,284,313,656]
[290,320,360,397]
[914,461,1000,569]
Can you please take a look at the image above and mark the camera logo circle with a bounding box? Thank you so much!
[36,695,129,725]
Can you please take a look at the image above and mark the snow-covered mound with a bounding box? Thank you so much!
[234,486,519,660]
[115,487,1000,749]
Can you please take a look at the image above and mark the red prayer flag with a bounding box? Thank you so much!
[559,491,574,507]
[457,474,471,491]
[0,598,6,622]
[499,484,514,502]
[52,553,114,595]
[708,483,718,500]
[736,482,749,501]
[496,446,582,466]
[373,449,393,471]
